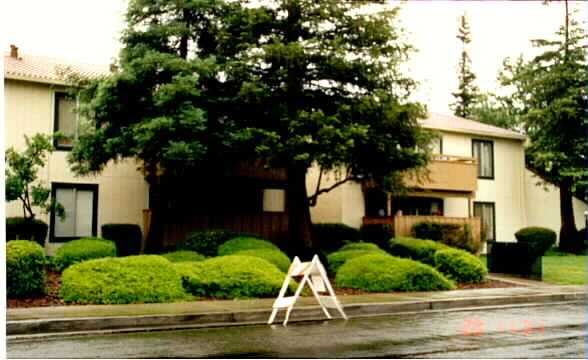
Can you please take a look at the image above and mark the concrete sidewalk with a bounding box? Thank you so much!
[7,275,587,340]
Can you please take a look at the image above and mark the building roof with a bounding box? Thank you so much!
[419,112,526,141]
[4,48,110,85]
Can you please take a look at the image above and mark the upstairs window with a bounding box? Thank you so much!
[472,139,494,179]
[54,92,78,149]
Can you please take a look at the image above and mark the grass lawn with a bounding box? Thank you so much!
[480,253,587,286]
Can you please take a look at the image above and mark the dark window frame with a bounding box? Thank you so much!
[473,201,496,242]
[50,183,99,242]
[472,139,495,180]
[53,92,77,151]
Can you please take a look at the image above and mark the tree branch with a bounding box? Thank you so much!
[307,170,358,207]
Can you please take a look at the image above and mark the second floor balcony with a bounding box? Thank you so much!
[404,154,478,196]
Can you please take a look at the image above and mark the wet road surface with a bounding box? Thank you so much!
[7,301,587,358]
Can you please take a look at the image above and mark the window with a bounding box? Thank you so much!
[472,139,494,179]
[263,189,286,212]
[474,202,495,242]
[418,136,443,155]
[54,92,78,149]
[50,183,98,242]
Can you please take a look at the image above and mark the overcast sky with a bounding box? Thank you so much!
[2,0,586,113]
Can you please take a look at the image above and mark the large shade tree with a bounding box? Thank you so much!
[499,8,587,253]
[69,0,431,256]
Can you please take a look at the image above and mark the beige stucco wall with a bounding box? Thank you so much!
[524,169,587,239]
[5,79,149,255]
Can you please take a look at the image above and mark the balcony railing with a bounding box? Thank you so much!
[404,154,478,194]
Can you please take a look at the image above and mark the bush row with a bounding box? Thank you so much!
[7,240,47,298]
[53,237,117,272]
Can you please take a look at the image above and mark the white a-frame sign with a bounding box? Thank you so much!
[267,255,348,326]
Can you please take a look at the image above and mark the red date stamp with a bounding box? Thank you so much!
[462,318,545,336]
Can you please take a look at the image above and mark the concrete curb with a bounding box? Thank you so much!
[7,291,586,340]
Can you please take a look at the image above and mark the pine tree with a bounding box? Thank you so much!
[450,13,480,119]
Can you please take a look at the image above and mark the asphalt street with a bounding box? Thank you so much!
[7,301,587,359]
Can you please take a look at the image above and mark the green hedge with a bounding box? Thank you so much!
[53,237,117,272]
[412,222,480,254]
[360,224,393,249]
[326,247,388,274]
[6,217,48,246]
[312,223,361,253]
[217,237,280,256]
[60,255,191,304]
[388,237,449,266]
[336,254,455,292]
[337,242,383,253]
[161,250,206,263]
[7,240,47,298]
[233,249,291,273]
[101,223,142,256]
[174,255,293,299]
[514,227,557,256]
[178,229,258,257]
[434,248,487,283]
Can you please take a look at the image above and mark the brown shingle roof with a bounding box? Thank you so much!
[419,112,526,140]
[4,52,110,85]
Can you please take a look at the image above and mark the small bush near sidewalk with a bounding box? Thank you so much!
[7,240,47,298]
[101,223,143,256]
[233,249,291,272]
[53,237,117,272]
[60,255,191,304]
[174,255,293,299]
[326,247,388,275]
[388,237,449,266]
[178,229,258,257]
[217,237,280,256]
[336,254,455,292]
[162,250,206,263]
[434,248,487,283]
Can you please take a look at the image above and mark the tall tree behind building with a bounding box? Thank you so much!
[450,13,480,119]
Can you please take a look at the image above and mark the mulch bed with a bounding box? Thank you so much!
[7,269,525,309]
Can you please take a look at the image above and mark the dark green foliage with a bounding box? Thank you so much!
[5,134,64,223]
[338,242,383,252]
[514,227,557,256]
[7,240,46,298]
[388,237,449,266]
[336,254,455,292]
[326,248,388,275]
[161,250,206,263]
[313,223,361,253]
[174,255,293,299]
[60,255,191,304]
[6,217,48,246]
[360,224,392,250]
[434,248,487,283]
[412,221,480,254]
[234,249,291,273]
[579,228,587,252]
[218,237,280,256]
[53,237,117,272]
[101,224,142,256]
[179,229,256,257]
[450,13,480,118]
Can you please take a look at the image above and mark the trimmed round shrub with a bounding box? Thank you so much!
[174,255,293,299]
[388,237,449,266]
[338,242,383,252]
[7,240,47,298]
[6,217,48,246]
[179,229,258,257]
[217,237,280,256]
[60,255,191,304]
[514,227,557,256]
[313,223,361,253]
[336,254,455,292]
[162,250,206,263]
[53,237,117,272]
[101,223,142,256]
[327,248,388,274]
[434,248,488,283]
[234,249,291,273]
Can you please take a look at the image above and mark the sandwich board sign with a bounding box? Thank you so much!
[267,255,348,326]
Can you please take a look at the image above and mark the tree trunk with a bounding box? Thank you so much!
[286,166,314,260]
[144,182,166,254]
[558,179,579,253]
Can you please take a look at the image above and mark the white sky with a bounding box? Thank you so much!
[2,0,586,113]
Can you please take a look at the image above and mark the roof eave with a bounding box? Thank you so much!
[4,72,70,86]
[420,124,527,141]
